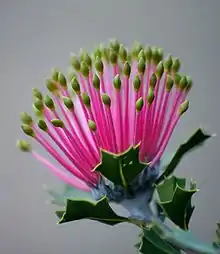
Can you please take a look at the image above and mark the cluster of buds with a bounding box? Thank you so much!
[17,39,192,196]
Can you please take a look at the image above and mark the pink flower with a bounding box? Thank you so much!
[17,40,192,193]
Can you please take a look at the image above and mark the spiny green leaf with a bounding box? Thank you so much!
[156,128,212,184]
[58,196,129,226]
[157,176,198,230]
[138,226,181,254]
[146,221,220,254]
[95,144,148,188]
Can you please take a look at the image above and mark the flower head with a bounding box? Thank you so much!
[17,39,192,204]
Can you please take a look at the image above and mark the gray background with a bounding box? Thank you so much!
[1,0,220,253]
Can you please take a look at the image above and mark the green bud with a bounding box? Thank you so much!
[164,55,173,72]
[144,45,152,62]
[156,61,164,79]
[70,54,81,71]
[113,74,121,90]
[84,53,92,67]
[174,73,181,86]
[51,68,59,81]
[109,39,120,53]
[101,93,111,107]
[88,119,97,131]
[79,48,86,61]
[63,97,74,110]
[109,49,118,65]
[71,77,80,94]
[136,97,144,112]
[132,41,142,58]
[179,76,187,90]
[100,44,109,62]
[46,79,57,93]
[186,76,193,92]
[38,119,48,131]
[166,75,174,91]
[179,100,189,115]
[93,47,102,59]
[150,73,157,89]
[172,57,181,73]
[147,88,155,105]
[138,57,146,74]
[152,47,160,64]
[95,57,104,73]
[119,44,127,63]
[138,49,146,62]
[133,75,141,91]
[92,74,100,90]
[32,88,43,100]
[20,112,33,125]
[80,62,89,78]
[51,119,64,128]
[58,72,67,87]
[157,48,163,61]
[34,99,44,112]
[21,124,35,137]
[44,95,55,110]
[82,92,91,107]
[123,62,131,77]
[16,140,31,152]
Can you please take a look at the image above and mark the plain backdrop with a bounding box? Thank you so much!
[1,0,220,253]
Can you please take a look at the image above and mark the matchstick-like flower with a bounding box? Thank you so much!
[17,39,192,205]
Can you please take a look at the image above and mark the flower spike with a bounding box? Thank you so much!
[17,39,193,195]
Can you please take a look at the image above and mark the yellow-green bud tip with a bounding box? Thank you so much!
[20,112,33,125]
[38,119,48,131]
[58,72,67,87]
[156,61,164,79]
[138,57,146,74]
[82,92,91,107]
[150,73,157,89]
[71,77,81,94]
[32,88,43,101]
[119,44,127,63]
[179,100,189,115]
[34,99,44,112]
[70,54,81,71]
[147,88,155,105]
[95,57,104,73]
[92,74,100,90]
[109,49,118,65]
[51,68,59,81]
[113,74,121,90]
[136,97,144,112]
[123,62,131,77]
[172,57,181,73]
[46,79,58,93]
[133,75,141,91]
[101,93,111,107]
[51,119,64,128]
[88,119,97,131]
[144,45,152,62]
[21,124,35,137]
[80,62,89,78]
[16,140,31,152]
[44,95,55,110]
[63,97,74,110]
[164,55,173,72]
[166,75,174,91]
